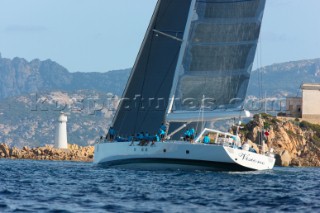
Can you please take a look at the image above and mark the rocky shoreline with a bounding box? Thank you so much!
[1,114,320,167]
[242,114,320,167]
[0,143,94,162]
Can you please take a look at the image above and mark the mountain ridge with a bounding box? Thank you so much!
[0,55,130,100]
[1,55,320,101]
[248,58,320,97]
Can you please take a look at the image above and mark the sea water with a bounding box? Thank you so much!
[0,159,319,213]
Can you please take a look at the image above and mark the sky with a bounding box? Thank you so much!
[0,0,319,72]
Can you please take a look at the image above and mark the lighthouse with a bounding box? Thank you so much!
[55,112,68,149]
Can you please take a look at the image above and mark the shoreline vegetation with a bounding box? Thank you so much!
[0,114,320,167]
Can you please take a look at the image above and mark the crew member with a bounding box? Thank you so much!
[159,129,166,142]
[184,129,191,141]
[160,123,167,132]
[108,126,116,141]
[189,128,195,142]
[203,134,210,144]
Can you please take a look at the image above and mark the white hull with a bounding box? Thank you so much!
[94,141,275,171]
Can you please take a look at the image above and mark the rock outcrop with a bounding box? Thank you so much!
[243,114,320,167]
[0,143,94,162]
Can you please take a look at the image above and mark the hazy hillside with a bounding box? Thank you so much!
[248,58,320,97]
[1,55,320,147]
[0,91,119,147]
[0,55,130,100]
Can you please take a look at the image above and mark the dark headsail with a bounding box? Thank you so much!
[112,0,193,136]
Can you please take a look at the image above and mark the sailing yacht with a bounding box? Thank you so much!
[94,0,276,171]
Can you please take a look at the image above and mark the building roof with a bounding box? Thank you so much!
[301,83,320,90]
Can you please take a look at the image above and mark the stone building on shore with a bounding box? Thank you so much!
[286,83,320,124]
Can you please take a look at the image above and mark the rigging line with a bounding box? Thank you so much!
[200,70,211,132]
[151,0,184,46]
[197,0,258,4]
[235,74,241,106]
[201,96,206,132]
[116,97,136,136]
[153,29,183,42]
[130,0,189,134]
[257,35,264,113]
[259,30,264,101]
[137,47,182,131]
[132,0,170,123]
[230,0,244,111]
[195,73,208,133]
[259,67,262,101]
[201,95,206,132]
[296,81,303,97]
[256,37,261,100]
[195,99,204,133]
[132,0,169,133]
[115,1,162,135]
[117,26,157,135]
[137,0,195,131]
[258,39,262,101]
[116,102,126,135]
[132,32,156,134]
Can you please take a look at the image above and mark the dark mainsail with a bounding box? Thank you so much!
[113,0,266,137]
[112,0,193,136]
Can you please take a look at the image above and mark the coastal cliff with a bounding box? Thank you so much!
[0,143,94,162]
[243,114,320,167]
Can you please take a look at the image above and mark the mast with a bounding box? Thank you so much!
[166,0,197,117]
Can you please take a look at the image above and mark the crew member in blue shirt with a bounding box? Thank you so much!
[203,134,210,144]
[184,129,191,141]
[151,133,160,146]
[108,127,116,141]
[160,123,167,132]
[159,129,166,142]
[189,128,195,142]
[155,134,160,142]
